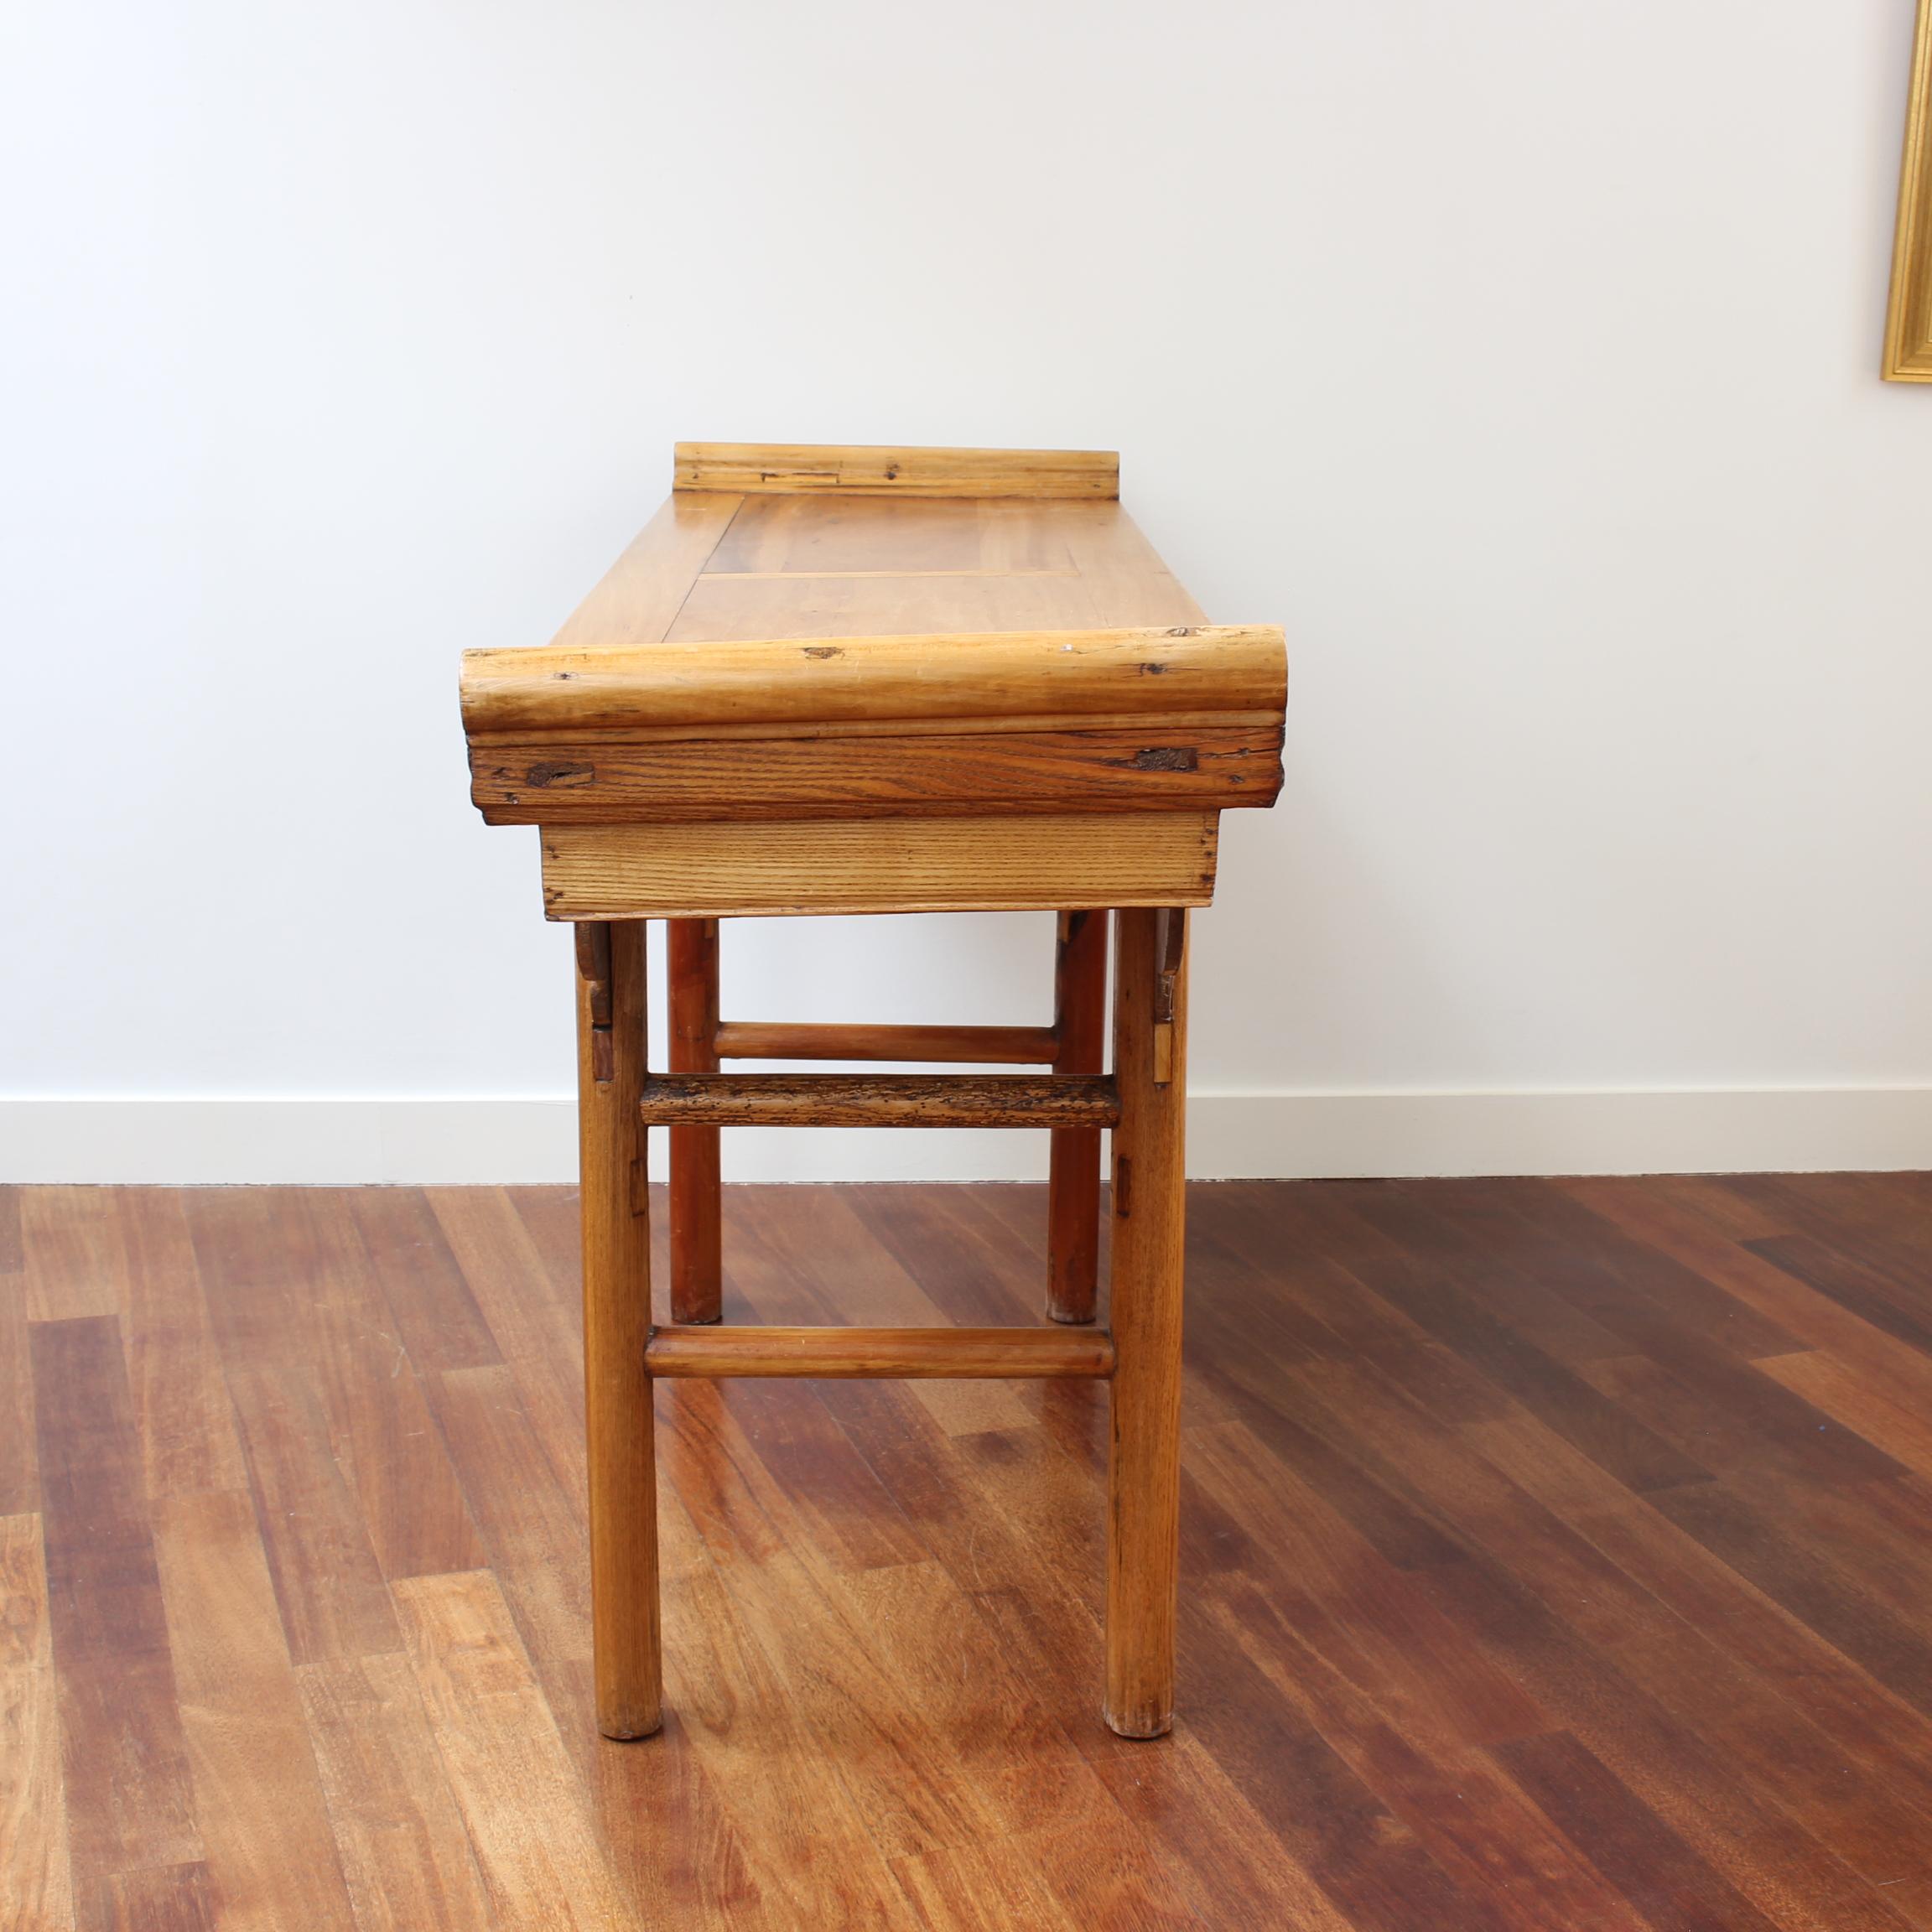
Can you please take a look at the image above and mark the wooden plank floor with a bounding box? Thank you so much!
[6,1174,1932,1929]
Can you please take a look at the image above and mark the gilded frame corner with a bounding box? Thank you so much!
[1885,0,1932,379]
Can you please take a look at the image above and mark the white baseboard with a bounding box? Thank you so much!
[1187,1088,1932,1182]
[1,1088,1927,1185]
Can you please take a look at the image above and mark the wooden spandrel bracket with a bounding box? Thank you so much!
[1151,907,1187,1086]
[574,921,615,1083]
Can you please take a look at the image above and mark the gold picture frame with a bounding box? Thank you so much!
[1886,0,1932,378]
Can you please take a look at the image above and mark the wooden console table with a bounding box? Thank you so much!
[460,443,1286,1740]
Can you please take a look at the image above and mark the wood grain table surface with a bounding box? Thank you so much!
[7,1171,1932,1929]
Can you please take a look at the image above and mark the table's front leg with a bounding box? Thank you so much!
[574,918,662,1738]
[1104,906,1187,1738]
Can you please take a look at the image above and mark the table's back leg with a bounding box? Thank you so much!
[1046,909,1107,1324]
[1104,906,1187,1738]
[667,917,724,1324]
[575,919,662,1738]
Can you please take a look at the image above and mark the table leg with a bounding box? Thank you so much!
[575,919,662,1738]
[667,917,723,1323]
[1046,910,1107,1324]
[1104,906,1186,1738]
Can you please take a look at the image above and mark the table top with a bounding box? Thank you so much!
[460,445,1282,921]
[546,444,1207,655]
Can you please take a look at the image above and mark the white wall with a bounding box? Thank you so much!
[3,0,1929,1182]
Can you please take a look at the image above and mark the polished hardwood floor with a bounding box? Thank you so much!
[6,1173,1932,1929]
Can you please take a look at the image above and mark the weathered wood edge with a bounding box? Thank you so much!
[467,721,1285,825]
[636,1072,1120,1130]
[673,442,1119,499]
[537,812,1221,922]
[461,626,1287,738]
